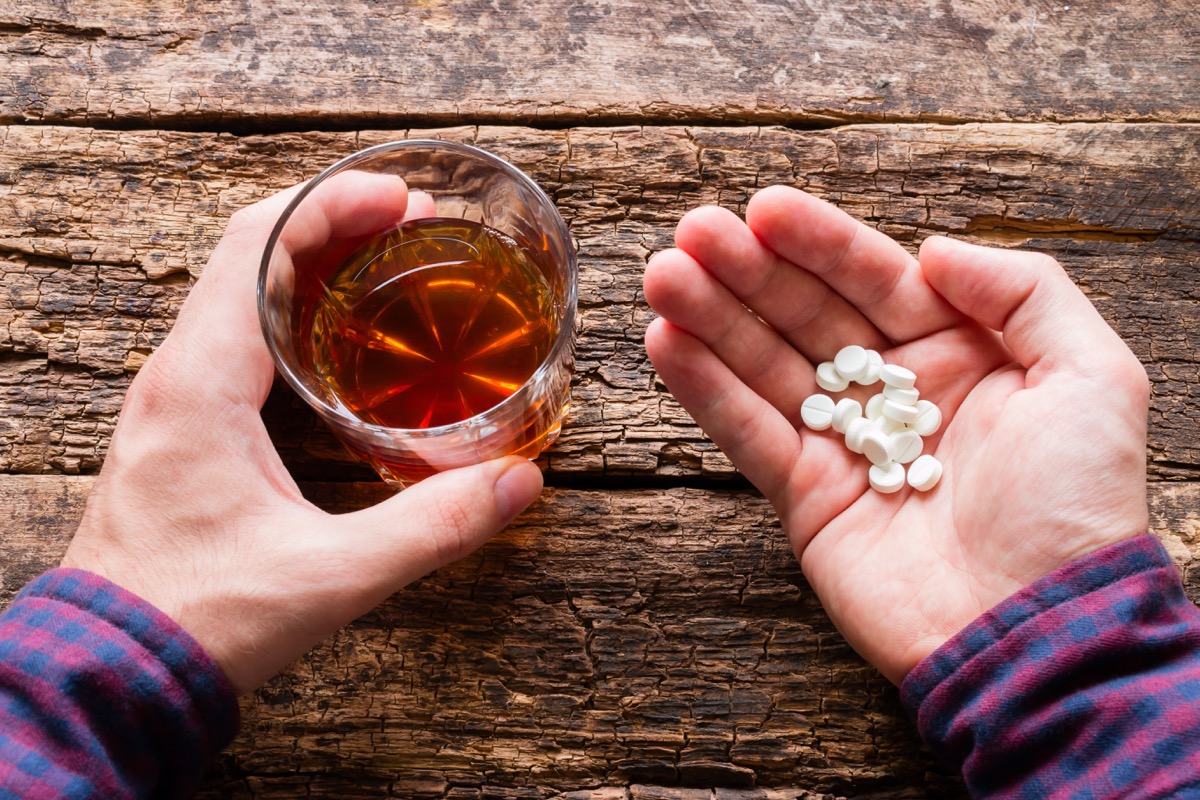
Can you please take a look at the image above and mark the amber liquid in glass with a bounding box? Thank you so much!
[304,217,562,482]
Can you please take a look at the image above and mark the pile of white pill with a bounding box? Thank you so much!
[800,345,943,494]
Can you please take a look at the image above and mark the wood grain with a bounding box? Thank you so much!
[1,123,1198,480]
[3,2,1197,797]
[1,1,1198,127]
[3,474,1198,797]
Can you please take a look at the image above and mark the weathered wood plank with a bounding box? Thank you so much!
[2,475,1198,796]
[0,124,1197,480]
[1,1,1198,126]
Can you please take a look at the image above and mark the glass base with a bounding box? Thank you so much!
[361,400,570,489]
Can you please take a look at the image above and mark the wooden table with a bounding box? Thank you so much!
[2,2,1199,797]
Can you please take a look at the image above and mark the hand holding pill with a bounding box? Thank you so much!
[644,185,1149,685]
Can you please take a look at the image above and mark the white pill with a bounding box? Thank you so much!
[889,429,924,464]
[865,393,886,420]
[883,384,920,405]
[872,414,906,434]
[856,350,884,385]
[912,399,942,436]
[815,361,850,392]
[882,398,920,424]
[833,345,869,381]
[831,398,862,433]
[800,394,836,431]
[907,454,943,491]
[844,417,871,454]
[869,461,906,494]
[860,429,893,466]
[880,364,917,390]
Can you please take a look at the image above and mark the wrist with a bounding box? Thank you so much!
[902,532,1152,690]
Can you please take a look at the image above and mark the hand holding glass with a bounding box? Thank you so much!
[259,141,577,486]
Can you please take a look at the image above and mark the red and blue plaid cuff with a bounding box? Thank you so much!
[0,568,239,798]
[902,534,1200,798]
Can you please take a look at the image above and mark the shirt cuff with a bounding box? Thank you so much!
[900,534,1200,797]
[5,568,240,791]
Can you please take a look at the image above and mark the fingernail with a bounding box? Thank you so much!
[408,190,434,210]
[402,190,437,223]
[494,458,544,521]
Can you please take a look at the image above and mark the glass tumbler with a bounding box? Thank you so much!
[258,139,577,487]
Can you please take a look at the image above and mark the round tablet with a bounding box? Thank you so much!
[880,364,917,390]
[869,461,906,494]
[834,345,869,382]
[844,417,871,454]
[856,349,884,385]
[912,400,942,436]
[800,394,836,431]
[889,429,923,464]
[831,398,862,433]
[882,384,920,405]
[865,393,886,420]
[815,361,850,392]
[882,398,920,424]
[872,415,906,434]
[860,429,893,467]
[907,454,943,492]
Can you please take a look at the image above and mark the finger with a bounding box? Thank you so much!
[674,205,888,361]
[403,190,438,221]
[159,172,413,407]
[918,236,1138,382]
[283,185,433,291]
[345,456,543,590]
[644,247,816,428]
[275,171,410,256]
[646,318,869,543]
[745,186,961,343]
[645,317,803,501]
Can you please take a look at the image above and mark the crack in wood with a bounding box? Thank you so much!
[2,1,1199,129]
[963,215,1167,244]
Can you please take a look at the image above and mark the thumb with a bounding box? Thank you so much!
[919,236,1133,381]
[344,457,544,588]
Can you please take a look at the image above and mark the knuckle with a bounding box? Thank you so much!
[223,200,282,247]
[427,497,476,565]
[1091,349,1150,404]
[1031,252,1062,272]
[120,339,216,429]
[226,202,268,234]
[223,208,256,240]
[1116,354,1152,403]
[123,346,186,422]
[1016,249,1063,275]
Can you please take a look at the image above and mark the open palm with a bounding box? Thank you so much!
[644,186,1149,684]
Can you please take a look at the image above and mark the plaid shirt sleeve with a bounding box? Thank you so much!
[0,568,240,799]
[902,534,1200,799]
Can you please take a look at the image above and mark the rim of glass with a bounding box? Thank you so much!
[256,138,578,438]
